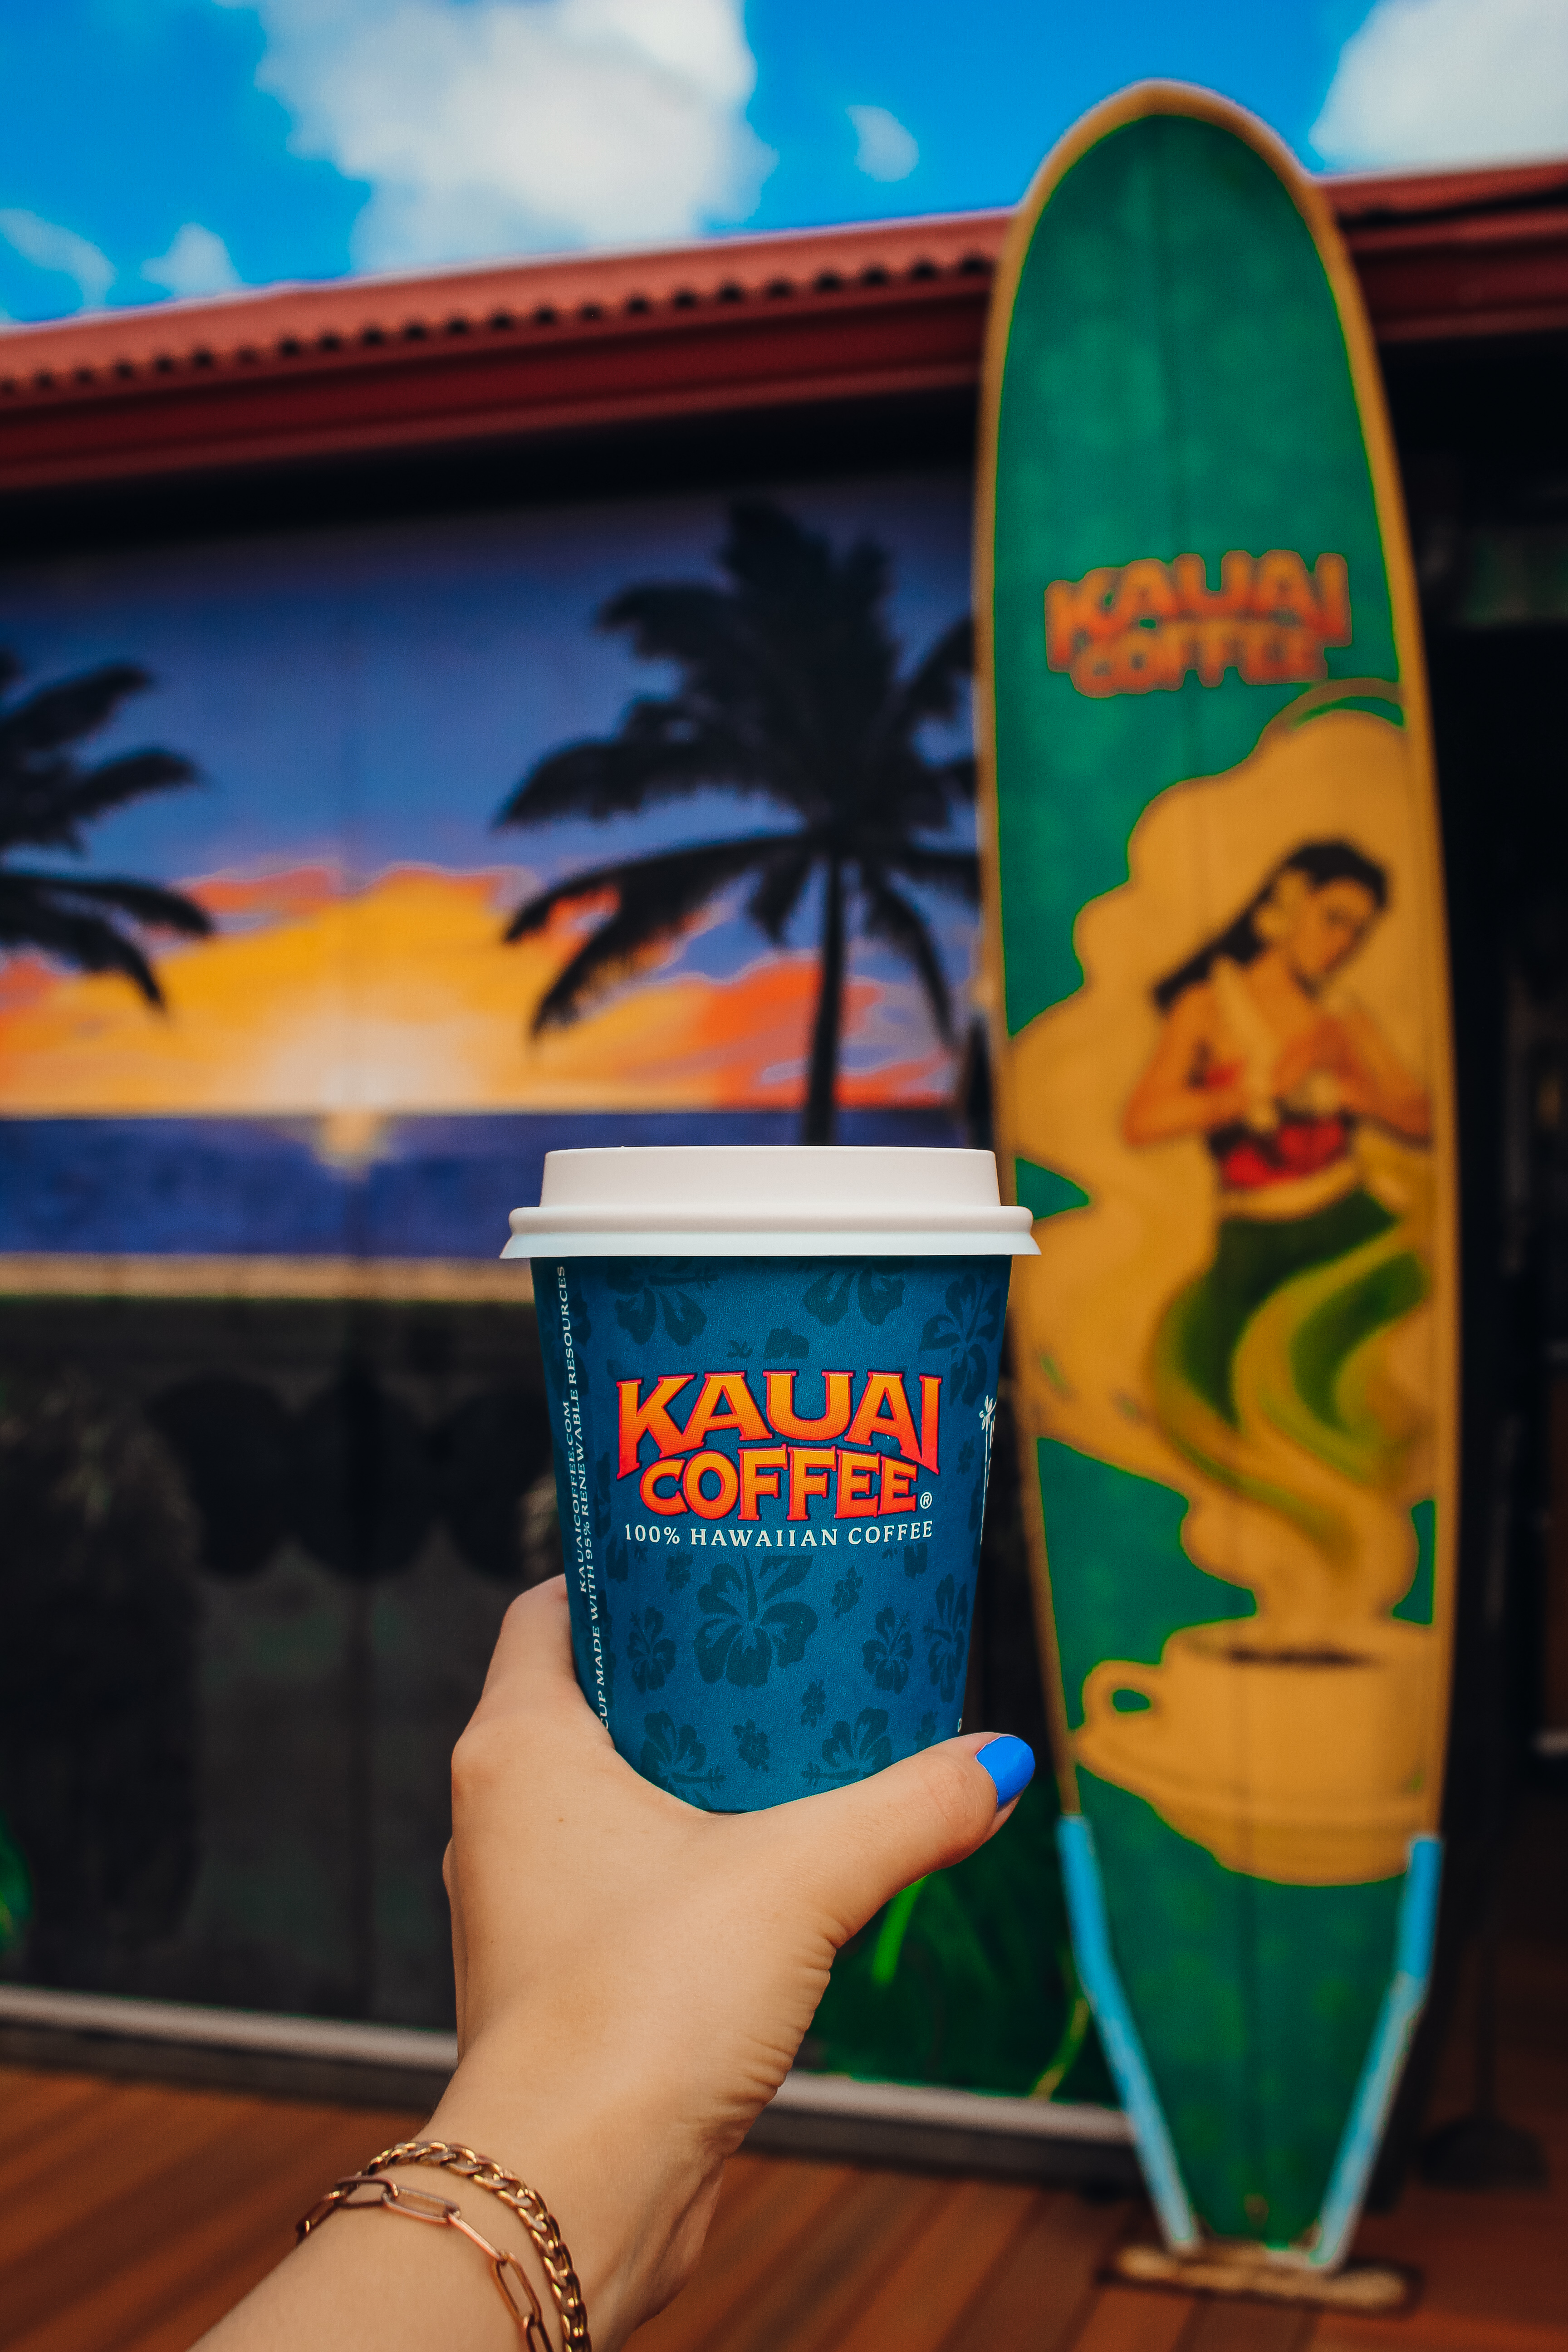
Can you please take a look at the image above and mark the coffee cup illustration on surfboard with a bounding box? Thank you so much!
[976,86,1455,2278]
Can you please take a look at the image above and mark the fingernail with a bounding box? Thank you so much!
[976,1735,1035,1809]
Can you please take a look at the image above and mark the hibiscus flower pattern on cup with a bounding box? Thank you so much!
[696,1555,818,1688]
[924,1576,970,1705]
[628,1607,676,1693]
[802,1707,895,1789]
[536,1253,1011,1811]
[863,1606,913,1693]
[733,1719,771,1772]
[640,1713,726,1805]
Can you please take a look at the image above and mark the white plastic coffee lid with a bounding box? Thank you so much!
[503,1146,1039,1259]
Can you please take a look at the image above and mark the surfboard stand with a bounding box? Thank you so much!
[1059,1819,1443,2303]
[1105,2239,1419,2314]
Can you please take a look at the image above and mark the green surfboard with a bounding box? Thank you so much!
[977,86,1456,2273]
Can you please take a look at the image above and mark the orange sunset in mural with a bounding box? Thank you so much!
[0,864,948,1134]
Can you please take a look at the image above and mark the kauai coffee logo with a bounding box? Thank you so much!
[1045,550,1351,698]
[617,1369,941,1541]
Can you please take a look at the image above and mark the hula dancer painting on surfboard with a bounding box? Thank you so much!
[978,86,1456,2288]
[1129,836,1432,1647]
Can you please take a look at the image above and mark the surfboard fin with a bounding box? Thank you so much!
[1056,1813,1199,2251]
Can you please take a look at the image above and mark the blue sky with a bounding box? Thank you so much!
[0,0,1565,325]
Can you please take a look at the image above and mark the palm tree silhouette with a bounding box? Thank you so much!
[494,501,977,1142]
[0,651,211,1005]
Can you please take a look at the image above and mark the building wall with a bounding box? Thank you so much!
[0,464,1096,2094]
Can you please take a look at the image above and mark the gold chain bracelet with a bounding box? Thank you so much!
[365,2139,590,2352]
[296,2172,552,2351]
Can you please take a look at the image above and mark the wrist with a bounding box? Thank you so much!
[425,2035,713,2352]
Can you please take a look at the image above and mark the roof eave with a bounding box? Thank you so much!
[0,162,1563,498]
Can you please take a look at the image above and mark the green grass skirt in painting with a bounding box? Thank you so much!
[1151,1185,1427,1576]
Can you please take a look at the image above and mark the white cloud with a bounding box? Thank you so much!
[0,208,113,308]
[1313,0,1568,168]
[143,223,243,298]
[848,103,918,184]
[220,0,774,268]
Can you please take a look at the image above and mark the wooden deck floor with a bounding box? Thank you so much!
[0,2003,1561,2352]
[7,1788,1566,2352]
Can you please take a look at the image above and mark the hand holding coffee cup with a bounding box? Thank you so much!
[201,1580,1036,2352]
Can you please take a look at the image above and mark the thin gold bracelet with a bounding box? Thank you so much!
[301,2137,591,2352]
[296,2171,552,2350]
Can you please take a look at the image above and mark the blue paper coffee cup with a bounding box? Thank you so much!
[505,1147,1037,1809]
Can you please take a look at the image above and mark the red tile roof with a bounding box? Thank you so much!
[0,161,1564,496]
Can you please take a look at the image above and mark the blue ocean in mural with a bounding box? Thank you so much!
[0,1110,962,1258]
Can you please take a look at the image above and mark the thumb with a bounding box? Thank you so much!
[771,1734,1035,1948]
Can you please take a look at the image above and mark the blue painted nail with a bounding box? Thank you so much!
[976,1736,1035,1809]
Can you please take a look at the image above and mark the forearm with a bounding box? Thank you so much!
[194,2164,523,2352]
[420,2036,716,2352]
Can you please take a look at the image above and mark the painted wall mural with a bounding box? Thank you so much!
[0,472,1097,2095]
[0,480,977,1260]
